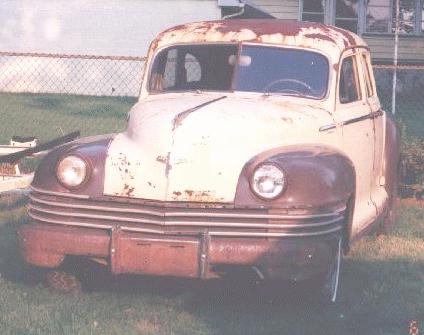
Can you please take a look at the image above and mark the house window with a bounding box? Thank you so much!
[301,0,325,23]
[366,0,417,34]
[393,0,416,33]
[336,0,360,33]
[299,0,424,35]
[421,1,424,31]
[366,0,391,33]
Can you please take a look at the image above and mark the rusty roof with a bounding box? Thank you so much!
[151,19,367,61]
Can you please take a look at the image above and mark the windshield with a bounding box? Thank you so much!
[149,44,329,99]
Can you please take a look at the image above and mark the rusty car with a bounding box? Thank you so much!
[18,20,400,303]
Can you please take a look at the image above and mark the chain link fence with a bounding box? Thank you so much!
[0,52,146,144]
[0,52,423,141]
[374,64,424,140]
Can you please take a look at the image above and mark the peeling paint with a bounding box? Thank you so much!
[147,181,156,189]
[151,20,367,63]
[280,116,293,124]
[156,155,167,164]
[164,152,172,178]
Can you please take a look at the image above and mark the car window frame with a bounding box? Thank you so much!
[147,42,332,101]
[337,51,364,105]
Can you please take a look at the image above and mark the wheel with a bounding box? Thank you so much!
[320,237,342,304]
[45,270,82,293]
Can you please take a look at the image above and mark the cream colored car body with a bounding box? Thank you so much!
[103,20,388,239]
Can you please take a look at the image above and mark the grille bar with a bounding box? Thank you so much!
[28,188,346,237]
[29,192,346,220]
[29,203,343,229]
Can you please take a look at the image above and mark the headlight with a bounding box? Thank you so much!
[251,164,285,200]
[56,155,88,188]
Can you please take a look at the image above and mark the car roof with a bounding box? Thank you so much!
[151,19,368,62]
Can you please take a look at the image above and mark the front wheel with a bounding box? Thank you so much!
[320,237,342,304]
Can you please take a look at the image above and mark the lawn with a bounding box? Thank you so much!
[0,194,422,335]
[0,92,422,334]
[0,93,135,144]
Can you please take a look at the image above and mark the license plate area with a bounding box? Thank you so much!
[110,229,200,278]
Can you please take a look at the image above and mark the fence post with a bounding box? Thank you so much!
[392,0,400,115]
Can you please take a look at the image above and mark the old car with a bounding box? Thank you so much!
[18,19,400,303]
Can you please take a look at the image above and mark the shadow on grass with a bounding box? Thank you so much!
[0,197,422,335]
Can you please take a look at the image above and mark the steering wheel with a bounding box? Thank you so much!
[263,78,315,95]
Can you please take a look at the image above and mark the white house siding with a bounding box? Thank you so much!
[253,0,298,20]
[0,0,221,56]
[364,36,424,63]
[0,0,220,96]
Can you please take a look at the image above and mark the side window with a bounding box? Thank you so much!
[150,48,178,91]
[339,56,361,104]
[185,53,201,83]
[361,54,375,97]
[163,49,177,89]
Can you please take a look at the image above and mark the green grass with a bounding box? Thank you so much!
[0,92,423,334]
[0,93,135,143]
[0,194,422,335]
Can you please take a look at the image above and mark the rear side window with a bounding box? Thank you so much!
[339,56,361,103]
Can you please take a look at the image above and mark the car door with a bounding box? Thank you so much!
[359,51,388,213]
[337,50,377,235]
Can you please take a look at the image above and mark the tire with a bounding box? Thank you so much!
[320,237,342,304]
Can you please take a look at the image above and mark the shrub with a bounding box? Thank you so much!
[399,136,424,199]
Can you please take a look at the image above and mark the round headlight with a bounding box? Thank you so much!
[251,164,285,200]
[56,155,88,188]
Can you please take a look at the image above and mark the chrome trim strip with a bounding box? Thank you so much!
[29,205,343,229]
[30,186,90,199]
[30,195,163,217]
[319,123,338,131]
[207,226,343,237]
[319,110,384,132]
[28,211,112,229]
[29,212,343,237]
[29,194,346,220]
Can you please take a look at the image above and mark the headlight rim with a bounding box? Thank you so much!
[249,162,287,201]
[55,154,91,190]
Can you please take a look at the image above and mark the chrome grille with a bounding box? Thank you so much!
[28,187,346,237]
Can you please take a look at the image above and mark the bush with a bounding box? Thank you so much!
[399,136,424,199]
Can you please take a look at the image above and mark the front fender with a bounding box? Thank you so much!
[31,134,115,197]
[235,144,355,210]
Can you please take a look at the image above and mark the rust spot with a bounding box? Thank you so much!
[304,33,335,44]
[333,63,339,72]
[173,191,182,196]
[164,152,172,177]
[123,184,135,197]
[153,19,363,53]
[280,117,293,124]
[156,156,167,164]
[185,190,194,197]
[147,182,156,189]
[330,26,357,47]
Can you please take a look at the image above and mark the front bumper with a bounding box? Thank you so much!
[18,187,345,280]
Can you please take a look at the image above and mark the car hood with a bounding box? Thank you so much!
[103,92,336,202]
